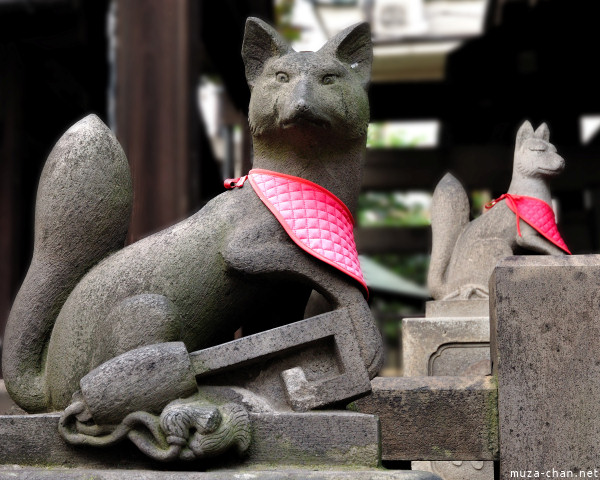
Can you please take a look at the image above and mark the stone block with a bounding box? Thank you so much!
[490,255,600,476]
[353,376,498,462]
[0,411,382,469]
[402,316,490,377]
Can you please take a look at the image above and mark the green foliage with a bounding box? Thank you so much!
[371,253,430,287]
[471,189,492,218]
[366,123,426,149]
[357,192,430,227]
[275,0,302,42]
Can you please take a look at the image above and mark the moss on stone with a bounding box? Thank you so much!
[485,375,499,458]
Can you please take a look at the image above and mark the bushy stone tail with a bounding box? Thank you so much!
[427,173,470,299]
[1,115,133,412]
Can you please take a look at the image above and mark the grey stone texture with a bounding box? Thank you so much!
[0,380,18,414]
[412,461,494,480]
[353,376,498,462]
[72,310,371,427]
[403,300,493,479]
[190,309,371,411]
[0,466,442,480]
[428,121,566,301]
[2,16,382,458]
[0,411,381,468]
[402,307,490,377]
[2,114,133,412]
[490,255,600,476]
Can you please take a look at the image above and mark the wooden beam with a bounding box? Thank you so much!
[355,227,430,254]
[363,145,600,191]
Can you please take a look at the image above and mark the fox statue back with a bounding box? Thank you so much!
[2,18,382,417]
[428,121,569,301]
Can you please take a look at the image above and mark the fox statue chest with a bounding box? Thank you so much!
[45,186,320,408]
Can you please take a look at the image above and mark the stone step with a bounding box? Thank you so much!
[354,376,498,462]
[0,466,442,480]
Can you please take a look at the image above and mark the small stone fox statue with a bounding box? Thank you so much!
[428,121,569,301]
[3,16,382,441]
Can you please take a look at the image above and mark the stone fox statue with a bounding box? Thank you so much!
[428,121,569,301]
[3,18,382,417]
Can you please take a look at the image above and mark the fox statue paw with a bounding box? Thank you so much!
[443,284,488,301]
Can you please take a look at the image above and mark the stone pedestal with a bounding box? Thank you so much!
[0,411,442,479]
[403,299,493,479]
[491,255,600,478]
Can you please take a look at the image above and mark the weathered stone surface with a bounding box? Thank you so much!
[353,376,498,461]
[490,255,600,476]
[2,114,133,412]
[0,411,383,468]
[425,299,488,318]
[191,310,371,411]
[412,460,494,480]
[402,316,490,377]
[0,381,17,414]
[428,121,567,301]
[80,341,197,424]
[404,301,493,479]
[0,466,442,480]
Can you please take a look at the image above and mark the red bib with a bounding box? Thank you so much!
[486,194,571,254]
[225,169,368,296]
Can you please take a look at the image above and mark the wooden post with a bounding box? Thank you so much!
[115,0,201,242]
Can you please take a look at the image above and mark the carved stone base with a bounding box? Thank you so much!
[402,300,490,377]
[0,411,442,479]
[1,411,379,468]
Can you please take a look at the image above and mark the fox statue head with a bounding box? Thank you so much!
[241,17,373,213]
[513,120,565,179]
[242,17,372,145]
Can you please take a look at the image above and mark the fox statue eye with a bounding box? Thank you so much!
[322,74,336,85]
[276,72,289,83]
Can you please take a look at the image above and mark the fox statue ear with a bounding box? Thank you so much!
[242,17,292,89]
[516,120,535,149]
[319,23,373,88]
[534,123,550,142]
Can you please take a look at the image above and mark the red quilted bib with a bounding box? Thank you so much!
[486,194,571,254]
[225,169,368,296]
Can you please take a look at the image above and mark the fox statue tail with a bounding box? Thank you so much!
[427,173,470,300]
[2,115,133,412]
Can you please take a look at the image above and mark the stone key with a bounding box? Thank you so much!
[78,308,372,425]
